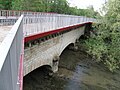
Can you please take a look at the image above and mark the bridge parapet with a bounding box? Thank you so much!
[23,14,91,36]
[0,10,95,37]
[0,15,24,90]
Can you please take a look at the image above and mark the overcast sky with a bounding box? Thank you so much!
[67,0,107,12]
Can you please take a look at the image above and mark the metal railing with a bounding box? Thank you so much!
[0,15,24,90]
[0,10,95,36]
[0,10,30,26]
[23,14,95,36]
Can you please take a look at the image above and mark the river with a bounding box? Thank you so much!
[23,42,120,90]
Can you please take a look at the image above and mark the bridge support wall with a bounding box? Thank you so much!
[24,26,85,76]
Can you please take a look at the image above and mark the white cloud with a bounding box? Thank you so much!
[67,0,107,12]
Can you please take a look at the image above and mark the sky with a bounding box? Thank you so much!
[67,0,107,12]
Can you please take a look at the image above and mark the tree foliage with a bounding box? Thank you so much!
[0,0,12,10]
[85,0,120,72]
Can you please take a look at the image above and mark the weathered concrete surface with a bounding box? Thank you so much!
[0,26,12,45]
[24,26,85,76]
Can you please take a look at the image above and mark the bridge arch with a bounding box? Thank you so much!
[59,42,76,56]
[36,65,52,72]
[37,65,53,75]
[24,65,53,79]
[51,42,78,72]
[59,43,75,56]
[52,42,76,73]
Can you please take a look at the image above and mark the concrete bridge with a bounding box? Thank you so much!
[0,10,94,90]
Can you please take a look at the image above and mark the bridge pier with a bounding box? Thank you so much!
[76,39,79,43]
[68,43,79,51]
[52,56,60,73]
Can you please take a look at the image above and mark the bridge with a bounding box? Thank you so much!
[0,10,95,90]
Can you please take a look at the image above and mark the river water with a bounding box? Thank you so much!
[23,42,120,90]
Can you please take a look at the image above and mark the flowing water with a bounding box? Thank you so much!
[23,42,120,90]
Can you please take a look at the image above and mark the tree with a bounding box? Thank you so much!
[11,0,100,17]
[12,0,69,13]
[49,0,69,14]
[85,0,120,72]
[0,0,12,10]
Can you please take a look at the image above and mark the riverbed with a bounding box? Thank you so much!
[23,42,120,90]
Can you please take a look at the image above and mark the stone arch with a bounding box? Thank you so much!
[78,34,85,40]
[24,64,53,76]
[38,65,53,75]
[51,42,75,73]
[60,43,75,56]
[59,42,75,56]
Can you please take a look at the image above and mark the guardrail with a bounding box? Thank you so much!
[0,10,96,36]
[0,10,55,17]
[0,15,24,90]
[0,10,32,26]
[23,14,95,36]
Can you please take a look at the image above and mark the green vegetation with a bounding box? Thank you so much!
[0,0,99,18]
[0,0,12,9]
[85,0,120,72]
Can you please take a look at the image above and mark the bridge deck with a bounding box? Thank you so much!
[0,26,12,45]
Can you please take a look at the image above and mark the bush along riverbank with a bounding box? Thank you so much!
[83,0,120,72]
